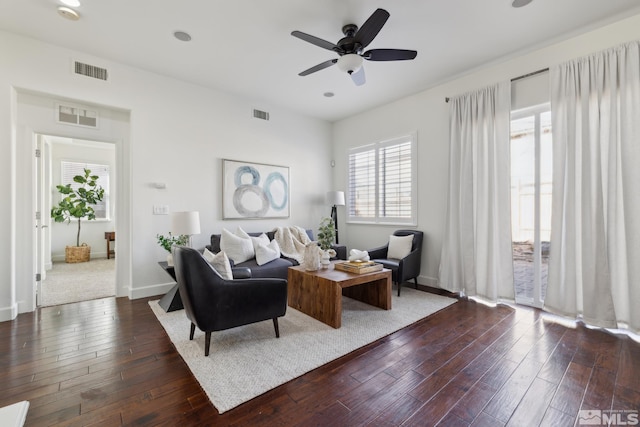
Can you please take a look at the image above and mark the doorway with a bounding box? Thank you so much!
[36,134,117,307]
[510,104,552,308]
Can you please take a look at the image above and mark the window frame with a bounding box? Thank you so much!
[347,133,417,225]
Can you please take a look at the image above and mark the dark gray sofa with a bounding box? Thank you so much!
[206,229,346,280]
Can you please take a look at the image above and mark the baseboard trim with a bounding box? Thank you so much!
[51,252,110,263]
[0,303,18,322]
[417,275,438,287]
[130,281,175,300]
[417,284,460,298]
[415,275,460,299]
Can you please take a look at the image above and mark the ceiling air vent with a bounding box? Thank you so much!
[74,61,108,81]
[253,109,270,121]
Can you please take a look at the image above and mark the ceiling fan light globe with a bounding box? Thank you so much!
[337,54,363,74]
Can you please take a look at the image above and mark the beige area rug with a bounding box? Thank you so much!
[149,287,456,414]
[40,258,116,307]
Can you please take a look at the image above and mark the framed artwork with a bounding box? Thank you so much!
[222,159,290,219]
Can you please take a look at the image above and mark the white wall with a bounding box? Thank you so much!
[0,30,332,320]
[49,139,116,261]
[332,13,640,286]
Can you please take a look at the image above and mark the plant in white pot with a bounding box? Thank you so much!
[156,233,189,266]
[317,217,337,268]
[51,168,105,263]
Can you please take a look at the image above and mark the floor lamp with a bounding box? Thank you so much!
[326,191,345,244]
[171,211,201,247]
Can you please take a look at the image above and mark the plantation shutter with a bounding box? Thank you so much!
[347,134,417,225]
[379,140,412,220]
[61,161,110,219]
[348,146,377,220]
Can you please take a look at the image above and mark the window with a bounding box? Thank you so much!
[347,134,417,224]
[61,161,110,220]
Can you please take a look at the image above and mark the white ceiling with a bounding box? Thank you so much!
[2,0,640,122]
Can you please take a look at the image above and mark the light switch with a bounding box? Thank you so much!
[153,205,169,215]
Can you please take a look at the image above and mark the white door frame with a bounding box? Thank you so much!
[34,134,49,305]
[15,89,132,314]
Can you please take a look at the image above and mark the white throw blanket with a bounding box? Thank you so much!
[272,226,312,264]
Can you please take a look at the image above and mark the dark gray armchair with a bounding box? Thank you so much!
[172,246,288,356]
[367,230,424,296]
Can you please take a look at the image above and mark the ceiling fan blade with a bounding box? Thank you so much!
[299,58,338,76]
[354,8,390,49]
[363,49,418,61]
[291,30,341,52]
[350,67,366,86]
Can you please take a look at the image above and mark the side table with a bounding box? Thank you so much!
[105,231,115,259]
[157,261,183,312]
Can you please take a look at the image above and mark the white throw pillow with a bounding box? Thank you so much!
[235,226,251,240]
[220,227,254,264]
[251,233,270,252]
[255,240,281,266]
[202,248,233,280]
[387,234,414,259]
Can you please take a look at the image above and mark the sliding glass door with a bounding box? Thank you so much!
[510,105,552,308]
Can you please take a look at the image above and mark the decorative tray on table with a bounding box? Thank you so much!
[334,260,383,274]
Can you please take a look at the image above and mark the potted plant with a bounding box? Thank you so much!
[157,233,189,266]
[51,168,105,263]
[317,217,337,268]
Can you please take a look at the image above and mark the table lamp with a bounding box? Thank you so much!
[171,211,201,247]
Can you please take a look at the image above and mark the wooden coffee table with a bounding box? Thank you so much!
[287,261,392,328]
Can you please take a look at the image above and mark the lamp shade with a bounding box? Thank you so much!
[171,211,201,236]
[326,191,345,206]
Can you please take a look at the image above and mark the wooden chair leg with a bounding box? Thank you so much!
[189,323,196,340]
[273,318,280,338]
[204,332,211,356]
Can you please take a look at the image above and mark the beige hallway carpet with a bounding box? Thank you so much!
[40,258,116,307]
[149,287,456,414]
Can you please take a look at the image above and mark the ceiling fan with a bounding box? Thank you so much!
[291,8,417,86]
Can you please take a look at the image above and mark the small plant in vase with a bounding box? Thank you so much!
[157,233,189,266]
[317,217,337,268]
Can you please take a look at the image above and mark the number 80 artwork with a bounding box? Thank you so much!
[222,159,290,219]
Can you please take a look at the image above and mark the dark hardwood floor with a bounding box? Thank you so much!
[1,291,638,426]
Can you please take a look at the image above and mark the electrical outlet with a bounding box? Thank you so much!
[153,205,169,215]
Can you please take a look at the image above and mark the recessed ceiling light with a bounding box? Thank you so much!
[324,92,335,98]
[57,6,80,20]
[60,0,81,7]
[173,31,192,42]
[512,0,533,7]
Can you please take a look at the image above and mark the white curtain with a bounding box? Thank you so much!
[546,41,640,332]
[439,82,514,302]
